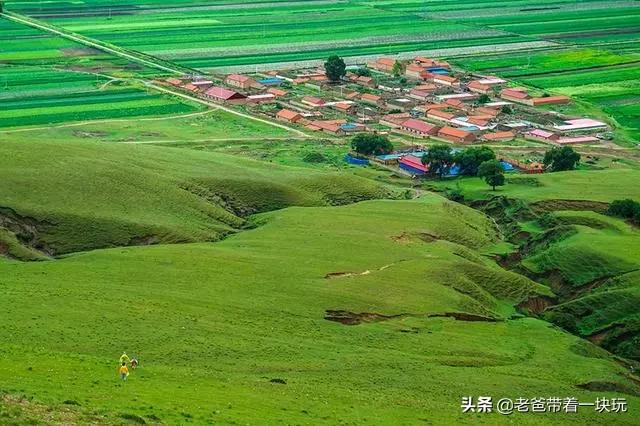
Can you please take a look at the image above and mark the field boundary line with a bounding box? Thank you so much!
[0,11,189,75]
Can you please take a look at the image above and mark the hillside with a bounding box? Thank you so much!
[0,139,392,256]
[2,194,638,424]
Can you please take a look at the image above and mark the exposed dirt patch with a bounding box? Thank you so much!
[129,235,160,246]
[324,310,501,325]
[517,296,555,315]
[530,199,609,214]
[61,47,104,57]
[576,381,640,397]
[72,130,108,138]
[324,310,400,325]
[0,207,54,259]
[325,271,370,279]
[0,241,8,256]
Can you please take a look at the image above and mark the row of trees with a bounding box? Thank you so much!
[350,133,583,190]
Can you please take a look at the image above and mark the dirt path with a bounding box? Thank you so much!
[118,136,311,144]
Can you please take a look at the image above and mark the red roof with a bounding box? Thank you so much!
[302,96,325,105]
[468,80,491,91]
[428,109,456,120]
[227,74,252,83]
[399,155,428,172]
[334,102,354,111]
[377,58,396,66]
[502,88,529,99]
[439,126,474,139]
[205,86,244,100]
[401,118,437,134]
[483,131,515,141]
[277,109,301,121]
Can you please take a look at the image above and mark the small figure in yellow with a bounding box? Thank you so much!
[119,362,129,381]
[119,352,130,365]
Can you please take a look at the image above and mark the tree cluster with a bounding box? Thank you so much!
[544,146,580,172]
[350,134,393,156]
[607,199,640,225]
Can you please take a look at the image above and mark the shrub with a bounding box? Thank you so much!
[350,134,393,156]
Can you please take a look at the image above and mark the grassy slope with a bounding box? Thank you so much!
[433,168,640,203]
[0,139,391,254]
[1,195,638,424]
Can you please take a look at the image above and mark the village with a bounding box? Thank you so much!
[160,55,611,176]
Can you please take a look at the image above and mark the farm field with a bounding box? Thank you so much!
[1,138,639,423]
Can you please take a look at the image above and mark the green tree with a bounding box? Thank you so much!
[478,159,505,191]
[324,55,346,82]
[477,94,491,104]
[453,146,495,176]
[391,61,405,77]
[543,146,581,172]
[421,144,453,179]
[607,199,640,224]
[354,67,371,77]
[350,133,393,156]
[501,105,512,114]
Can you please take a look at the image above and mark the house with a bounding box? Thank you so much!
[267,87,288,97]
[555,136,600,145]
[553,118,608,133]
[357,76,375,86]
[467,80,492,95]
[475,106,500,117]
[433,75,459,88]
[414,57,450,69]
[301,96,326,108]
[409,88,434,101]
[379,112,412,128]
[307,120,346,135]
[398,119,439,138]
[501,88,531,104]
[226,74,260,90]
[276,109,303,123]
[467,116,491,127]
[166,77,182,86]
[437,126,476,144]
[333,102,356,114]
[399,155,429,175]
[437,93,477,102]
[369,57,397,73]
[192,80,214,90]
[183,83,199,93]
[482,131,515,142]
[427,109,456,122]
[530,96,570,106]
[405,63,426,79]
[525,129,560,142]
[247,94,276,103]
[345,91,360,100]
[204,86,247,103]
[477,77,506,86]
[360,93,383,105]
[386,98,414,112]
[444,98,466,110]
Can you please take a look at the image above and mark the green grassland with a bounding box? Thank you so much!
[2,189,639,424]
[432,168,640,203]
[0,138,391,255]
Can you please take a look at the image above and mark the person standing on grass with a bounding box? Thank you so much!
[120,352,130,366]
[119,362,129,381]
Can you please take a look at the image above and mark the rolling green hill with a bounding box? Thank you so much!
[0,139,392,256]
[2,194,638,424]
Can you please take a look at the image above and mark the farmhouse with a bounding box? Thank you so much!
[333,102,356,114]
[379,112,412,127]
[501,88,530,103]
[386,98,414,112]
[525,129,560,142]
[247,94,276,103]
[405,63,426,79]
[530,96,570,106]
[467,116,491,127]
[555,136,600,145]
[357,76,375,86]
[409,88,434,101]
[360,93,383,105]
[369,57,396,73]
[399,155,428,175]
[204,86,247,104]
[433,75,459,88]
[226,74,260,90]
[437,126,476,144]
[301,96,326,108]
[444,98,467,110]
[276,109,303,123]
[477,77,506,86]
[307,120,346,135]
[183,83,199,93]
[475,106,500,117]
[192,80,214,90]
[398,119,439,138]
[437,93,477,102]
[427,109,456,122]
[267,87,288,97]
[482,131,515,142]
[553,118,607,132]
[166,77,182,86]
[467,80,492,95]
